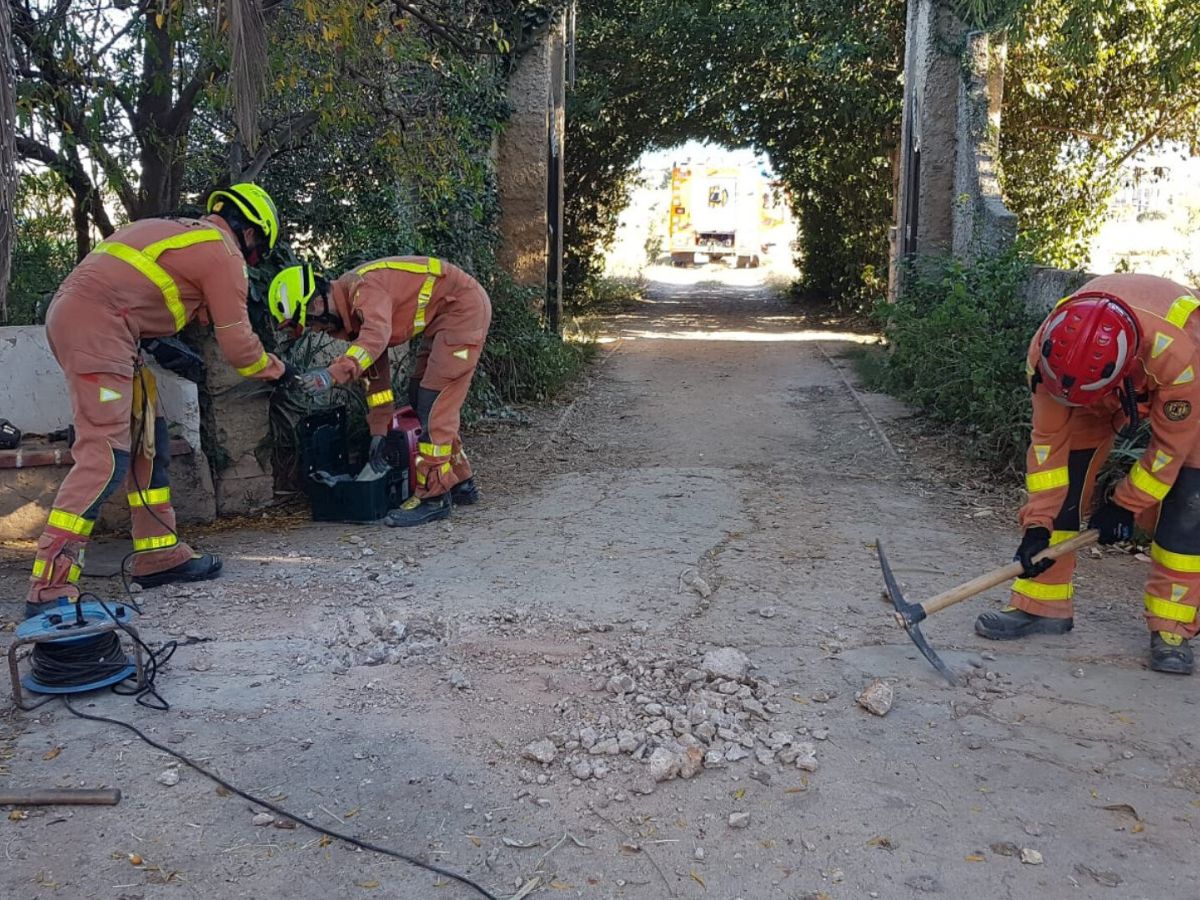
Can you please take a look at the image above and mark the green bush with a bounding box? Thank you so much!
[863,252,1038,472]
[471,275,596,414]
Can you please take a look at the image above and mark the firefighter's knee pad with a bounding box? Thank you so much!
[416,386,441,434]
[83,448,131,519]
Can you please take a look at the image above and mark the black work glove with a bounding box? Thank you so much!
[368,435,391,474]
[1014,526,1053,578]
[272,362,300,388]
[406,375,421,410]
[1089,501,1134,545]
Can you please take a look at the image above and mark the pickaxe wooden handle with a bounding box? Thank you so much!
[916,529,1099,620]
[878,529,1100,685]
[0,788,121,806]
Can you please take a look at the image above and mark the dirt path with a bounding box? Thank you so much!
[2,266,1198,899]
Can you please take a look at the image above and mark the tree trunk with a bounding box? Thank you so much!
[72,194,90,263]
[135,3,176,217]
[0,0,16,323]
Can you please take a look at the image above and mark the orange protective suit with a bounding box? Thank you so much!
[29,216,286,604]
[322,257,491,498]
[1013,274,1200,638]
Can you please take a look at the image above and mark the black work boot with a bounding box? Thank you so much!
[133,553,223,588]
[450,478,480,506]
[974,607,1073,640]
[384,494,452,528]
[24,596,74,621]
[1150,631,1194,675]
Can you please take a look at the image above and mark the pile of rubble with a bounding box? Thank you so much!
[326,610,448,668]
[524,646,819,784]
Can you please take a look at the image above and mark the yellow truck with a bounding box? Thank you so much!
[668,164,768,268]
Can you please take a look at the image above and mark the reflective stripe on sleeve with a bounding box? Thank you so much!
[237,351,271,377]
[1129,464,1171,501]
[367,389,395,408]
[346,345,374,369]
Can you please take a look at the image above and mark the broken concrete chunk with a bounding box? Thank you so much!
[649,747,681,782]
[522,740,557,765]
[857,679,894,716]
[702,647,751,681]
[679,746,704,780]
[728,811,750,828]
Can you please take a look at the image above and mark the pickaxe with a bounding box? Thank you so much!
[876,529,1099,684]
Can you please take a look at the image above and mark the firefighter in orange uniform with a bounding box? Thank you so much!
[25,184,293,619]
[976,274,1200,674]
[267,257,491,526]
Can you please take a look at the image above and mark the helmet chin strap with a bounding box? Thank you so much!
[1118,374,1141,440]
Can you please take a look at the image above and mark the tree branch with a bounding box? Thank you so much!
[243,109,321,179]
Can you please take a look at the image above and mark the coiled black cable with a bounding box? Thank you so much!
[30,631,128,688]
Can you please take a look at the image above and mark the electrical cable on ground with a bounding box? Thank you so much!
[40,370,499,899]
[60,698,500,899]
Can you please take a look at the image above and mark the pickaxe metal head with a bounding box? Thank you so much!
[876,540,961,686]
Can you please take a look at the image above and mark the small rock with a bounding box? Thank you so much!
[156,770,179,787]
[702,647,751,681]
[685,573,713,599]
[793,742,818,772]
[1023,823,1043,837]
[758,606,777,619]
[755,747,775,766]
[448,669,471,690]
[812,728,830,741]
[571,761,593,780]
[728,811,750,829]
[522,740,557,765]
[679,746,704,780]
[965,736,984,751]
[857,679,894,716]
[741,697,769,720]
[590,738,620,756]
[1072,667,1085,678]
[644,702,664,717]
[811,690,832,703]
[990,842,1019,857]
[606,674,635,695]
[649,747,680,782]
[725,745,749,763]
[703,750,726,768]
[252,813,274,827]
[1020,848,1044,865]
[694,847,705,861]
[579,727,598,749]
[617,731,639,754]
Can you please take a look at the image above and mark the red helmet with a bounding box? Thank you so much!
[1036,291,1140,406]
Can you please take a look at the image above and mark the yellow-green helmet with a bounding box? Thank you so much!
[268,264,319,329]
[206,182,280,250]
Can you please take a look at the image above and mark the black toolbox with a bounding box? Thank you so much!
[297,407,408,522]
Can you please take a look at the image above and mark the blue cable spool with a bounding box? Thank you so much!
[16,601,138,695]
